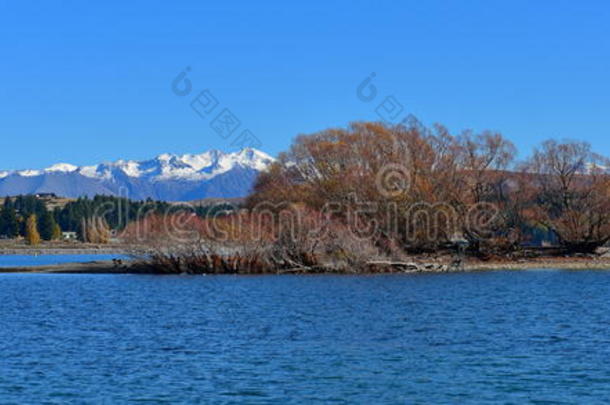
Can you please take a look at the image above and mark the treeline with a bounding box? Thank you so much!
[125,120,610,274]
[0,195,60,241]
[248,120,610,256]
[0,194,235,243]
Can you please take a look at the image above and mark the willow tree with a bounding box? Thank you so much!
[454,130,519,253]
[524,140,610,253]
[247,120,518,254]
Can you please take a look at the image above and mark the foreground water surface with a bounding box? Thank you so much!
[1,270,610,404]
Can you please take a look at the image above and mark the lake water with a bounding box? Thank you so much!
[0,254,130,268]
[1,270,610,403]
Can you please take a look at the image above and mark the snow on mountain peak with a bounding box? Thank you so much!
[585,162,610,173]
[232,148,274,170]
[17,169,43,177]
[45,163,79,173]
[81,148,274,181]
[180,150,221,171]
[12,163,78,177]
[4,148,274,183]
[146,148,274,181]
[0,148,274,201]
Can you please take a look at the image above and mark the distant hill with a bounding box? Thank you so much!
[0,194,75,211]
[0,148,274,201]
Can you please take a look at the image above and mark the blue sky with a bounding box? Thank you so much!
[1,0,609,170]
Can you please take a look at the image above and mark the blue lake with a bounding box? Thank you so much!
[1,270,610,403]
[0,254,130,268]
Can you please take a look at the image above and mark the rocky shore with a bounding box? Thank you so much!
[3,256,610,274]
[464,256,610,271]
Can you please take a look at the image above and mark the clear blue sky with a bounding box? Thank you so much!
[1,0,609,170]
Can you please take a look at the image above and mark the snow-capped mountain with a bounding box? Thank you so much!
[0,148,274,201]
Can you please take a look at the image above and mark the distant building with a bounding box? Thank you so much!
[62,231,78,241]
[35,193,57,199]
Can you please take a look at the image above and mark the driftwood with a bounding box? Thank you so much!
[366,261,451,273]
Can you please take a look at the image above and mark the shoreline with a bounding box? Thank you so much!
[0,261,132,274]
[0,248,132,256]
[2,257,610,274]
[0,244,141,256]
[464,257,610,271]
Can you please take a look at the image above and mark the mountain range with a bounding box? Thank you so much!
[0,148,274,201]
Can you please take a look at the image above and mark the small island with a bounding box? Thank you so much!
[3,121,610,275]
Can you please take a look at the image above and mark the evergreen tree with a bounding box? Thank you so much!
[0,199,19,238]
[38,209,57,241]
[25,215,41,245]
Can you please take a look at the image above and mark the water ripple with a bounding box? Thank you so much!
[1,271,610,403]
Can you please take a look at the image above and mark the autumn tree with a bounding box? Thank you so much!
[247,120,518,254]
[25,215,41,245]
[81,217,111,244]
[52,223,62,240]
[524,140,610,253]
[453,130,520,253]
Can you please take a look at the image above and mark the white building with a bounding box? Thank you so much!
[62,232,78,241]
